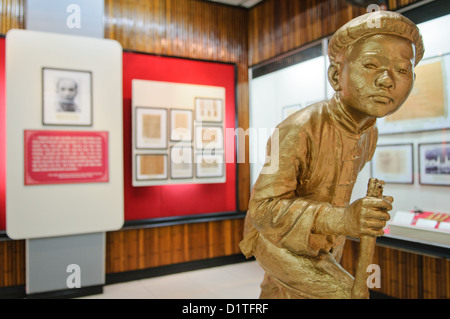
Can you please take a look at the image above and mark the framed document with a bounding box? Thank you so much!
[370,144,414,184]
[136,154,168,181]
[135,107,168,149]
[42,67,93,126]
[377,56,450,134]
[195,97,223,122]
[419,142,450,186]
[170,109,193,142]
[195,125,223,150]
[195,152,224,178]
[170,146,193,179]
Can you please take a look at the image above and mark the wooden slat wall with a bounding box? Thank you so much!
[248,0,424,66]
[0,240,25,287]
[106,219,244,273]
[341,240,450,299]
[0,0,24,33]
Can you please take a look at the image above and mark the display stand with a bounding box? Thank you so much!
[5,0,123,297]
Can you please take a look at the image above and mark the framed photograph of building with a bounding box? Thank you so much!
[135,107,168,149]
[195,125,223,150]
[42,67,93,126]
[170,109,193,142]
[370,144,414,184]
[195,97,223,122]
[136,154,168,181]
[170,146,193,179]
[195,152,224,178]
[419,142,450,186]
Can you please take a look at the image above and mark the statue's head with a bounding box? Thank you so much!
[327,11,424,120]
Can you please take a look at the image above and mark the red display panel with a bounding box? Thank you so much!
[122,52,237,221]
[0,44,237,230]
[24,130,109,185]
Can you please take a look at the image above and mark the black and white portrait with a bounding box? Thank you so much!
[42,67,92,126]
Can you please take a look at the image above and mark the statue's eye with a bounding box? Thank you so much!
[396,67,409,75]
[364,63,378,70]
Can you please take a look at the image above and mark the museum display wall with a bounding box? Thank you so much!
[0,0,449,299]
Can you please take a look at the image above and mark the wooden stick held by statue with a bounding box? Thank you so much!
[351,178,385,299]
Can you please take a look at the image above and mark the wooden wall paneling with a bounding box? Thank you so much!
[340,238,357,276]
[422,255,449,299]
[247,0,424,66]
[446,259,450,299]
[0,240,25,288]
[0,0,24,34]
[340,239,448,299]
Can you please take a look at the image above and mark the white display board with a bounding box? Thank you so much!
[6,29,124,239]
[249,52,328,187]
[132,79,226,186]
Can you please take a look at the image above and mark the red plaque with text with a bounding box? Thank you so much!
[24,130,109,185]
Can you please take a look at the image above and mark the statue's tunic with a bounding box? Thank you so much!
[239,94,378,299]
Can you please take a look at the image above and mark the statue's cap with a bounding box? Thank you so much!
[328,11,424,66]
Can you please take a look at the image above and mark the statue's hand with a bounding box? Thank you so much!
[343,196,393,238]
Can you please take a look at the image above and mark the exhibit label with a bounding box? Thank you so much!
[24,130,108,185]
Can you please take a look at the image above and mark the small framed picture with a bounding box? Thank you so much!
[136,154,168,181]
[170,109,193,142]
[419,142,450,186]
[170,146,193,179]
[370,144,414,184]
[42,67,93,126]
[195,97,223,122]
[135,107,168,149]
[195,152,224,178]
[195,125,223,150]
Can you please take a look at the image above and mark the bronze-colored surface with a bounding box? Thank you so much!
[351,178,385,299]
[240,11,423,299]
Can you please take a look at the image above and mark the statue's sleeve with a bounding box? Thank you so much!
[246,124,332,257]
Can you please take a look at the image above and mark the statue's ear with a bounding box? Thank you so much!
[328,62,341,91]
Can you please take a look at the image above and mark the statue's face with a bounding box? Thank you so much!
[338,34,416,120]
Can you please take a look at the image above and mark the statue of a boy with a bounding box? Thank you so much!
[240,11,424,299]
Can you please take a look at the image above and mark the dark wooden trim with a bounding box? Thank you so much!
[105,254,253,285]
[26,285,103,299]
[121,211,246,230]
[0,285,26,299]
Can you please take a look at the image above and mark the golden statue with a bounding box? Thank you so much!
[239,11,424,299]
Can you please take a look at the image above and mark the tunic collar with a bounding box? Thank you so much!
[328,94,376,136]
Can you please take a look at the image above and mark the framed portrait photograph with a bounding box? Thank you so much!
[42,67,92,126]
[370,144,414,184]
[136,154,168,181]
[195,97,223,122]
[377,55,450,134]
[170,146,193,179]
[195,125,223,150]
[419,142,450,186]
[135,107,168,149]
[170,109,193,142]
[195,152,224,178]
